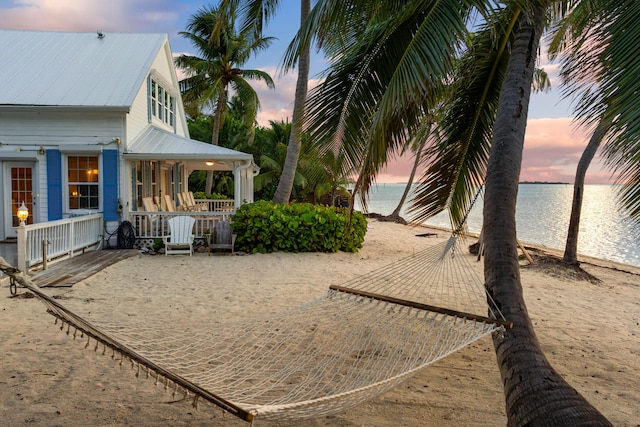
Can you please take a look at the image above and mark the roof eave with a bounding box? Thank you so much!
[122,153,252,161]
[0,104,131,113]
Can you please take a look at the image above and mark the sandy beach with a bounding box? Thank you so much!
[1,219,639,426]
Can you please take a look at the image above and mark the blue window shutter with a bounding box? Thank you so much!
[46,149,63,220]
[103,150,119,221]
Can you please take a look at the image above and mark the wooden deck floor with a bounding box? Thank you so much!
[30,249,140,288]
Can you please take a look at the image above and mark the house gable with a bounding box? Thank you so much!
[126,39,189,142]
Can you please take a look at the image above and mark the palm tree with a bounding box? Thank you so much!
[290,1,620,424]
[548,1,639,265]
[562,116,611,265]
[176,3,275,194]
[253,120,309,200]
[305,148,354,205]
[557,1,640,227]
[381,119,433,225]
[482,3,607,423]
[223,0,311,203]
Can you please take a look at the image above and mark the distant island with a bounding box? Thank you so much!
[519,181,570,185]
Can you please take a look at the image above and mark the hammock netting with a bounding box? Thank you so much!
[3,235,509,424]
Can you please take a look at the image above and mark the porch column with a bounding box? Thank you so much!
[234,160,253,207]
[17,225,27,272]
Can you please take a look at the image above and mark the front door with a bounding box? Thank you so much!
[4,163,36,238]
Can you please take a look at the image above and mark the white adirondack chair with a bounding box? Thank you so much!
[163,216,195,256]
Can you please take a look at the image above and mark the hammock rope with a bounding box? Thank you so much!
[1,235,510,424]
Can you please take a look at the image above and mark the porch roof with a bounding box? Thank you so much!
[124,126,253,165]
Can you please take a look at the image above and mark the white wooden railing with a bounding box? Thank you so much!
[17,213,103,272]
[129,211,234,240]
[192,199,235,212]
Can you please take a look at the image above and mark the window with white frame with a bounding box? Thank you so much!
[150,79,175,127]
[135,161,160,209]
[68,156,99,209]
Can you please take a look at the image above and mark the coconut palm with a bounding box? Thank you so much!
[253,120,310,200]
[380,118,434,225]
[561,116,611,265]
[289,0,620,424]
[223,0,311,203]
[558,1,640,226]
[480,3,608,424]
[549,0,640,264]
[176,3,275,194]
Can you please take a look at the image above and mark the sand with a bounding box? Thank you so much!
[1,220,638,426]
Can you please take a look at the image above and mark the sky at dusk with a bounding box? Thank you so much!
[0,0,615,184]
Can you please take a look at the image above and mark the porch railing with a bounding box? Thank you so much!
[17,213,104,272]
[129,211,234,240]
[192,199,235,212]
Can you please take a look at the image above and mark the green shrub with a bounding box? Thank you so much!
[152,238,164,252]
[193,191,229,200]
[231,201,367,253]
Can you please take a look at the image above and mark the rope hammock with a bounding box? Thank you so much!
[1,235,510,424]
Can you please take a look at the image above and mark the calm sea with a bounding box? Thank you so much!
[357,183,640,268]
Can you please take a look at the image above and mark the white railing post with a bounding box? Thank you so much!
[69,219,75,257]
[17,224,27,272]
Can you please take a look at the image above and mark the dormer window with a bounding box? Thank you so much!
[150,78,175,127]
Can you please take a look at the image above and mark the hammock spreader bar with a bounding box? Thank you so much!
[330,285,513,329]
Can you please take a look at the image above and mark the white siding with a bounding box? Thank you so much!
[126,79,152,141]
[0,110,124,146]
[0,109,125,235]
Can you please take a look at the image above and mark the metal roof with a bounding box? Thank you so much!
[0,29,166,108]
[125,126,253,161]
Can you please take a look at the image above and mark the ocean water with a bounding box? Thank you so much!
[356,183,640,268]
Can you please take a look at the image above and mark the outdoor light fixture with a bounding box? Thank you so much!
[205,161,214,166]
[17,202,29,226]
[39,146,45,155]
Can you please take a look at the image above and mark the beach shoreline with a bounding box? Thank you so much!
[1,220,638,426]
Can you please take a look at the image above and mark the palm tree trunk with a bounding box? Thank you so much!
[207,88,228,194]
[484,3,612,425]
[562,116,610,265]
[387,143,424,222]
[272,0,310,203]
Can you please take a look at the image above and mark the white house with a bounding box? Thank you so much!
[0,29,256,241]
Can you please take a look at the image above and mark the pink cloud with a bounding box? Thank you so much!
[522,118,613,184]
[370,117,615,185]
[252,71,323,126]
[0,0,180,33]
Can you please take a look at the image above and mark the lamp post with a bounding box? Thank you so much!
[16,202,29,273]
[17,202,29,226]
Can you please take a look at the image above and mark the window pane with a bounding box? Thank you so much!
[68,156,99,210]
[69,184,79,209]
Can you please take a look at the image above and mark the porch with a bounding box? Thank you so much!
[130,210,234,241]
[3,200,237,277]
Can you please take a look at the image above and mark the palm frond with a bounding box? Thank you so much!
[560,1,640,222]
[410,4,520,230]
[304,0,484,207]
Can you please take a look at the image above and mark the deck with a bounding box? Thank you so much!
[29,249,139,288]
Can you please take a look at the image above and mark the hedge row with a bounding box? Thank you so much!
[232,201,367,253]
